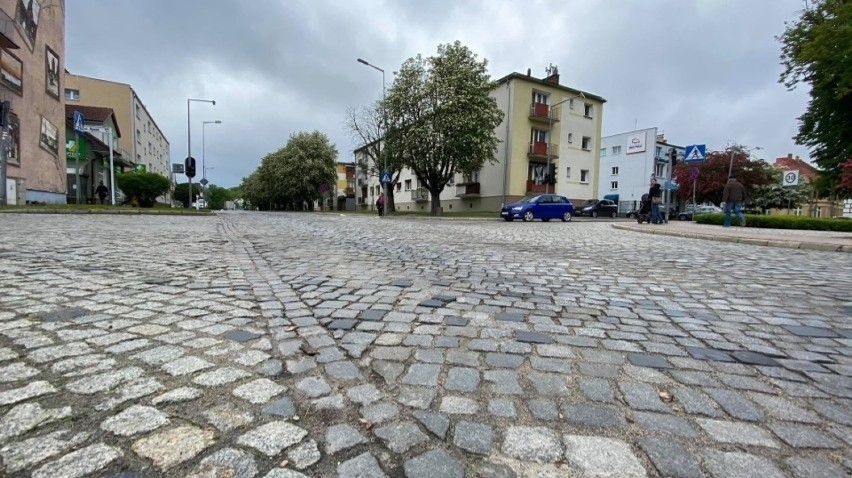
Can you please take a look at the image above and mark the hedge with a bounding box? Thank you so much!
[695,213,852,232]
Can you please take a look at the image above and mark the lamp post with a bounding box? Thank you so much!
[187,98,215,207]
[727,142,763,178]
[202,120,222,204]
[357,57,388,215]
[547,93,584,194]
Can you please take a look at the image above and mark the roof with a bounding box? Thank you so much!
[65,105,122,139]
[495,73,607,103]
[774,155,819,180]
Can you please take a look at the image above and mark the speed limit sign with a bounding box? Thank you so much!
[782,170,800,187]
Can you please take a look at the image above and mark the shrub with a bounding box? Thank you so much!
[116,172,170,208]
[695,213,852,232]
[173,183,202,208]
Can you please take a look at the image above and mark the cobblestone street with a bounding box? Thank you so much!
[0,212,850,478]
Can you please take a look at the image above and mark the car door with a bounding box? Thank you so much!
[537,195,553,219]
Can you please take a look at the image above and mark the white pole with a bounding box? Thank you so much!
[108,127,115,205]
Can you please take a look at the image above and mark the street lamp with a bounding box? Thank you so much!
[202,120,222,203]
[726,141,763,178]
[547,93,585,194]
[187,98,215,207]
[357,57,388,215]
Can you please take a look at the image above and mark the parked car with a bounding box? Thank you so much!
[576,199,618,218]
[677,205,722,221]
[500,194,575,222]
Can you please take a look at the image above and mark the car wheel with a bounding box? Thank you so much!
[561,211,572,222]
[678,214,687,221]
[523,211,534,222]
[591,211,598,218]
[503,217,513,222]
[611,211,617,218]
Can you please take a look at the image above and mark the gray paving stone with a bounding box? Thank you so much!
[767,422,843,448]
[0,430,90,473]
[203,405,255,432]
[296,376,331,398]
[564,435,646,478]
[328,319,357,330]
[338,452,388,478]
[696,419,779,447]
[262,397,297,417]
[579,378,615,403]
[619,381,672,413]
[233,378,286,404]
[152,387,202,404]
[325,424,368,454]
[193,367,252,387]
[404,449,463,478]
[495,312,525,322]
[684,346,734,362]
[374,421,429,453]
[527,372,570,396]
[361,401,400,423]
[325,360,363,381]
[485,352,524,368]
[783,325,838,338]
[484,370,523,394]
[446,367,480,392]
[224,329,262,343]
[633,411,699,437]
[527,399,559,420]
[530,356,572,373]
[287,440,321,470]
[628,352,673,369]
[730,350,780,367]
[189,448,257,478]
[132,426,217,470]
[373,360,405,384]
[347,384,382,404]
[0,380,57,405]
[488,398,516,417]
[703,387,764,421]
[440,396,479,414]
[101,405,169,436]
[638,437,705,478]
[562,404,627,429]
[453,421,494,455]
[0,402,73,441]
[413,410,450,439]
[237,421,308,456]
[502,426,562,463]
[162,356,213,376]
[516,331,553,344]
[31,443,121,478]
[785,456,848,478]
[578,362,621,378]
[359,309,386,321]
[703,450,785,478]
[396,386,437,409]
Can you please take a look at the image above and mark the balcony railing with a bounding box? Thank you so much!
[411,188,429,202]
[529,103,559,123]
[455,182,480,198]
[525,180,551,194]
[528,142,558,159]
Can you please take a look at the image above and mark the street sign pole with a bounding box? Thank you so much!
[75,131,81,204]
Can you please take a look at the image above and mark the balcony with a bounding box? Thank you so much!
[411,188,429,202]
[455,182,480,198]
[529,103,559,124]
[525,180,551,194]
[528,142,558,160]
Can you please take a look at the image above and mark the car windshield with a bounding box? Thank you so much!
[583,199,598,205]
[517,195,541,204]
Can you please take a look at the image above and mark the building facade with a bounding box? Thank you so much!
[1,0,66,204]
[599,128,684,213]
[355,67,606,213]
[64,74,170,198]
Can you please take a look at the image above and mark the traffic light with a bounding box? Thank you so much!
[670,148,678,166]
[547,163,556,184]
[0,101,9,129]
[185,156,196,179]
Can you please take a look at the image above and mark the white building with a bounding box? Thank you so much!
[599,128,684,213]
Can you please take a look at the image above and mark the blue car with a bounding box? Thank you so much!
[500,194,575,222]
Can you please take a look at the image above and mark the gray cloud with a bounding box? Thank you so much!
[67,0,810,188]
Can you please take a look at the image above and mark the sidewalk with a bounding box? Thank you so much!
[612,221,852,253]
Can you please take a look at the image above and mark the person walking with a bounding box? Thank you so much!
[722,176,747,227]
[95,181,109,205]
[376,192,386,217]
[648,179,663,224]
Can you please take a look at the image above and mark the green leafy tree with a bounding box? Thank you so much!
[751,167,813,212]
[206,185,230,210]
[385,41,505,215]
[778,0,852,187]
[115,172,170,208]
[174,182,202,208]
[672,146,775,206]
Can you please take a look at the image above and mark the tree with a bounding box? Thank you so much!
[384,41,505,215]
[838,159,852,195]
[672,146,775,206]
[206,185,231,210]
[778,0,852,185]
[115,172,170,207]
[751,167,813,213]
[345,103,403,211]
[174,182,202,208]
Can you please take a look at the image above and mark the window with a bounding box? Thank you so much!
[532,91,548,104]
[396,182,401,192]
[531,129,547,143]
[655,164,665,177]
[567,133,573,144]
[136,130,141,144]
[565,167,571,178]
[611,166,619,175]
[600,147,606,156]
[404,179,412,190]
[584,103,593,117]
[611,181,618,190]
[569,98,574,109]
[656,146,662,158]
[612,145,622,155]
[580,169,589,183]
[135,104,141,119]
[64,89,80,100]
[582,136,591,150]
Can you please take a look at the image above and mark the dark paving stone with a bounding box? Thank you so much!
[419,299,444,308]
[262,397,297,417]
[704,388,764,421]
[730,351,780,367]
[224,330,261,343]
[37,307,89,322]
[445,316,469,327]
[638,438,705,478]
[684,346,734,362]
[404,448,464,478]
[562,404,627,429]
[142,277,171,285]
[431,279,452,286]
[359,310,386,322]
[628,353,673,369]
[783,325,838,338]
[328,319,357,330]
[495,312,525,322]
[412,410,450,439]
[453,421,494,455]
[433,295,456,303]
[390,279,414,287]
[515,331,553,345]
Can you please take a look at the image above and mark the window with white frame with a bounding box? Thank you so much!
[582,136,591,150]
[612,166,619,175]
[611,181,618,190]
[600,147,606,156]
[64,89,79,100]
[584,103,593,117]
[531,129,547,143]
[612,145,622,155]
[565,167,571,179]
[532,91,548,104]
[404,179,412,190]
[655,164,665,177]
[580,169,589,183]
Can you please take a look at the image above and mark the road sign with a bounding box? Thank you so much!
[690,168,699,180]
[134,164,147,173]
[172,163,185,174]
[73,110,85,134]
[380,171,392,184]
[684,144,706,163]
[199,178,209,186]
[782,169,800,187]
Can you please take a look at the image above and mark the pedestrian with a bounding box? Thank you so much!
[722,176,747,227]
[95,181,109,205]
[648,179,662,224]
[376,192,385,217]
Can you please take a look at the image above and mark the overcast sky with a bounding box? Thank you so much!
[66,0,811,188]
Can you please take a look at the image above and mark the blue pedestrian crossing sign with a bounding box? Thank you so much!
[684,144,706,163]
[73,110,85,134]
[380,171,392,184]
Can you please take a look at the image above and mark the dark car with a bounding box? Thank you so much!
[576,199,618,218]
[500,194,575,222]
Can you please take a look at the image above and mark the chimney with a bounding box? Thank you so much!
[526,68,531,77]
[544,64,559,85]
[788,153,793,159]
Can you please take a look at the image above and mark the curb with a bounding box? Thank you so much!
[0,209,212,216]
[611,224,849,253]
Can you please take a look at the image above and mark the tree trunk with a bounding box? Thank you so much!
[430,189,441,216]
[388,187,396,212]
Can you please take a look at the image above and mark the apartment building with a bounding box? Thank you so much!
[355,66,606,212]
[599,128,684,212]
[64,74,170,186]
[0,0,66,204]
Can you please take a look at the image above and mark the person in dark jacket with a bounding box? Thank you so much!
[648,179,662,224]
[95,181,109,205]
[722,176,747,227]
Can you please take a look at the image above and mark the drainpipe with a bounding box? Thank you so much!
[501,79,513,207]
